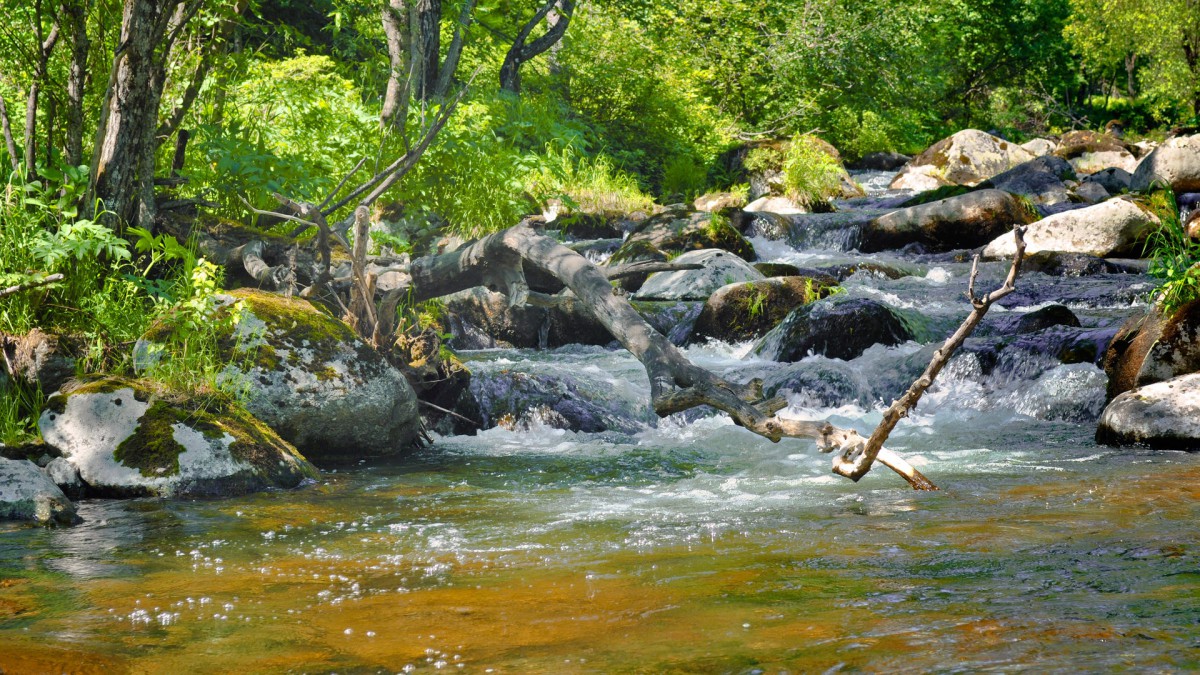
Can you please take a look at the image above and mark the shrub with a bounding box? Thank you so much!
[781,135,846,206]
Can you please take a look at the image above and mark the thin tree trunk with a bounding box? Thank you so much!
[415,0,441,101]
[499,0,575,94]
[0,91,20,173]
[432,0,476,99]
[380,0,410,131]
[64,0,92,166]
[25,13,63,176]
[90,0,185,230]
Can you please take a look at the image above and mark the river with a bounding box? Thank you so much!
[2,173,1199,673]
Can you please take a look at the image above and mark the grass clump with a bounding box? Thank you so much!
[1143,186,1199,316]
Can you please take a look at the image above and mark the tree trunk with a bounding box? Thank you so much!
[413,0,441,102]
[380,0,410,130]
[0,91,20,173]
[90,0,187,230]
[24,13,63,176]
[1124,53,1137,99]
[64,0,92,166]
[499,0,575,94]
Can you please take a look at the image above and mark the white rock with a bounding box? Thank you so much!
[1097,373,1200,448]
[983,196,1160,258]
[634,249,765,301]
[745,196,806,215]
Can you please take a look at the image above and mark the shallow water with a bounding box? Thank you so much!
[4,180,1200,673]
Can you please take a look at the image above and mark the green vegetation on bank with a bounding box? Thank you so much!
[2,0,1199,446]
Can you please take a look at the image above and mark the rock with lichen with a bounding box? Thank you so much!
[217,291,421,460]
[690,276,839,344]
[38,377,317,498]
[982,194,1165,259]
[890,130,1035,190]
[0,456,78,526]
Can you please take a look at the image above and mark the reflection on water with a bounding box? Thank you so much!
[3,415,1199,672]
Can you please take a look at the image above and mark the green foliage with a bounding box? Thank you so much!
[531,146,656,216]
[781,135,845,207]
[1144,188,1199,315]
[661,156,708,203]
[187,53,379,220]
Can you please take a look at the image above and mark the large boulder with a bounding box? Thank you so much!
[690,276,838,344]
[612,210,756,263]
[467,369,654,433]
[1021,250,1139,277]
[1083,167,1132,195]
[1054,130,1138,175]
[1103,300,1200,400]
[137,289,421,462]
[634,249,765,301]
[860,189,1040,253]
[0,457,77,526]
[1096,373,1200,449]
[1020,138,1058,157]
[979,155,1076,206]
[753,298,920,362]
[889,130,1035,189]
[38,377,317,498]
[1130,134,1200,193]
[443,287,611,349]
[982,196,1162,259]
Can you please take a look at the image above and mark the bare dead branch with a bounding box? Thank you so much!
[826,225,1028,484]
[1,273,64,298]
[318,157,368,212]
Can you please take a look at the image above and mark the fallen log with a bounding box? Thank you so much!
[365,221,1032,490]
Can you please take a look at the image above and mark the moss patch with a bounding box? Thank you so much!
[114,401,187,477]
[900,184,974,207]
[1132,186,1179,228]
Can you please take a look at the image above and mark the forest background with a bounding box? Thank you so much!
[2,0,1199,442]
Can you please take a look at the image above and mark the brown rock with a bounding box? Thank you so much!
[1103,299,1200,400]
[691,276,838,344]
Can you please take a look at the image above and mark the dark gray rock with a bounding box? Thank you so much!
[753,298,921,362]
[861,189,1040,253]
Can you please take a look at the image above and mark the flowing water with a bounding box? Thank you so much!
[3,176,1200,673]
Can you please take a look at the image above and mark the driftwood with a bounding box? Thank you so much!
[0,273,64,298]
[361,222,1030,490]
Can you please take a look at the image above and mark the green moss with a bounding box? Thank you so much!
[900,184,974,207]
[45,377,150,416]
[609,238,667,265]
[316,365,339,381]
[1133,185,1180,228]
[114,401,187,477]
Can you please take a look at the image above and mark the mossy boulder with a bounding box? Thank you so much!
[614,209,757,262]
[0,457,77,526]
[861,189,1040,253]
[690,276,839,344]
[38,377,317,498]
[983,195,1163,259]
[753,298,924,363]
[890,130,1035,190]
[1103,300,1200,401]
[1054,130,1138,175]
[138,289,421,463]
[1130,134,1200,194]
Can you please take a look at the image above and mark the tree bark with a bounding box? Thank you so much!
[499,0,575,94]
[24,9,63,176]
[408,0,441,103]
[64,0,92,166]
[90,0,193,230]
[380,0,410,131]
[0,91,20,173]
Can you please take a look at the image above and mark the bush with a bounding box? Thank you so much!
[781,135,846,206]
